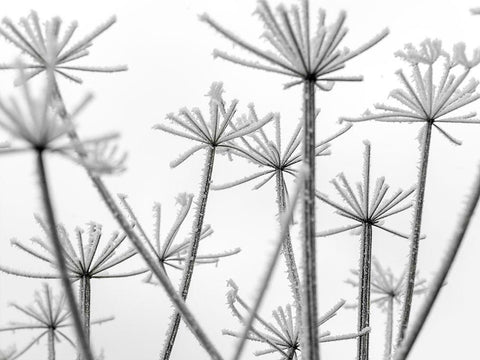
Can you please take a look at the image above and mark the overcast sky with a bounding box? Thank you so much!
[1,0,480,359]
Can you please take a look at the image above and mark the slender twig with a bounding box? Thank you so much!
[47,329,55,360]
[358,223,373,360]
[384,297,394,360]
[394,163,480,360]
[79,275,91,345]
[36,149,93,360]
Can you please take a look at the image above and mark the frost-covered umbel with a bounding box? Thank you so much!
[223,280,367,359]
[117,193,240,281]
[341,39,480,144]
[0,284,112,360]
[0,11,127,83]
[201,0,388,89]
[0,215,145,280]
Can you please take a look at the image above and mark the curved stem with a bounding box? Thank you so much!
[301,79,319,360]
[275,171,302,315]
[397,122,433,345]
[384,297,394,360]
[394,163,480,360]
[36,150,93,360]
[161,147,216,360]
[52,83,223,360]
[48,329,55,360]
[357,223,373,360]
[80,275,91,345]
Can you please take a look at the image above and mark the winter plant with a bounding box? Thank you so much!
[1,1,479,360]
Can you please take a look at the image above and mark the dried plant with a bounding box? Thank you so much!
[317,141,414,360]
[0,284,113,360]
[346,259,427,360]
[340,39,480,346]
[201,3,388,358]
[223,280,368,360]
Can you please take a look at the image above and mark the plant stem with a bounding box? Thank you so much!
[52,84,223,360]
[80,275,91,344]
[301,79,319,360]
[384,297,394,360]
[397,122,433,345]
[275,170,302,315]
[394,163,480,360]
[36,150,93,360]
[48,329,55,360]
[358,222,373,360]
[161,146,216,360]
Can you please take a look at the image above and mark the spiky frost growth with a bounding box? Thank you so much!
[201,0,388,89]
[346,259,427,360]
[0,11,127,84]
[223,280,368,360]
[0,284,113,360]
[0,215,145,280]
[117,192,240,281]
[341,39,480,345]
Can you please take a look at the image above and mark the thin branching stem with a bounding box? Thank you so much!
[51,83,223,360]
[301,78,319,360]
[358,223,373,360]
[79,275,91,344]
[384,297,394,360]
[397,122,433,345]
[275,170,302,316]
[162,146,216,360]
[394,163,480,360]
[48,329,55,360]
[36,150,93,360]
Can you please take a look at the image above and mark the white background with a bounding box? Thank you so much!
[0,0,479,359]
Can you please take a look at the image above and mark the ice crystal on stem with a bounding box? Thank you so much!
[0,284,113,360]
[0,11,127,84]
[340,39,480,346]
[117,193,240,282]
[223,280,368,360]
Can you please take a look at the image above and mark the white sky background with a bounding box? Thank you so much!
[0,0,479,359]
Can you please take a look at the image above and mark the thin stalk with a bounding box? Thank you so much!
[301,78,319,360]
[357,223,373,360]
[275,170,302,315]
[397,122,433,345]
[384,297,394,360]
[79,275,91,344]
[36,150,93,360]
[161,146,216,360]
[52,84,223,360]
[47,328,55,360]
[394,163,480,360]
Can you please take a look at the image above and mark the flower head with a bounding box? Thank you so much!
[213,109,351,191]
[0,284,113,358]
[317,142,414,239]
[0,11,127,84]
[154,82,274,168]
[341,40,480,145]
[117,193,240,283]
[201,0,388,90]
[223,280,367,359]
[345,258,427,309]
[0,215,145,280]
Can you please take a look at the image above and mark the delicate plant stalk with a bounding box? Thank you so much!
[52,85,223,360]
[48,329,55,360]
[36,150,94,360]
[301,79,319,360]
[398,122,433,345]
[384,297,394,360]
[358,223,373,360]
[394,163,480,360]
[80,275,91,344]
[275,170,302,315]
[161,146,216,360]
